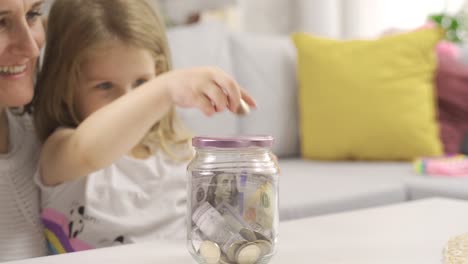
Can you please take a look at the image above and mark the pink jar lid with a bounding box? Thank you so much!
[192,136,274,148]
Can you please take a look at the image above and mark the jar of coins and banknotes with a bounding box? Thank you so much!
[187,136,279,264]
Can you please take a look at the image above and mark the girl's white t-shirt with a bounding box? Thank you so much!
[35,148,189,253]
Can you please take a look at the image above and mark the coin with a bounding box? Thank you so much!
[199,240,221,264]
[253,230,270,241]
[236,243,261,264]
[219,252,234,264]
[239,228,257,242]
[255,239,272,256]
[236,98,250,115]
[226,240,245,262]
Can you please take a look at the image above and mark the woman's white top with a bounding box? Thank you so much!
[0,110,47,261]
[36,145,189,253]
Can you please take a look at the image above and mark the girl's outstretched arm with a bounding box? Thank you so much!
[39,67,256,186]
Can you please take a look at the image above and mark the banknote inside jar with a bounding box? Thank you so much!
[190,171,277,264]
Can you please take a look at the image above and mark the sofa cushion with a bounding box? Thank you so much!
[436,46,468,154]
[230,32,299,157]
[292,28,443,161]
[279,159,414,220]
[167,22,238,136]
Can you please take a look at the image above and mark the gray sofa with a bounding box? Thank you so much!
[168,22,468,221]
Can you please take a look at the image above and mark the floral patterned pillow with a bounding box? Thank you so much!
[436,43,468,154]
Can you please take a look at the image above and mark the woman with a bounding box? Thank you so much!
[0,0,47,261]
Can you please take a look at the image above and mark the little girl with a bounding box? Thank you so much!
[33,0,255,254]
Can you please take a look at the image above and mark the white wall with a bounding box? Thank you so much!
[238,0,293,34]
[292,0,342,38]
[43,0,467,39]
[340,0,447,39]
[239,0,467,39]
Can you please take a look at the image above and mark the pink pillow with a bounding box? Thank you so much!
[383,24,468,153]
[436,45,468,154]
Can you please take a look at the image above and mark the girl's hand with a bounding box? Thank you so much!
[159,67,257,116]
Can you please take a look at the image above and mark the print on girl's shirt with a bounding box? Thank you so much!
[41,207,93,253]
[41,201,127,254]
[68,205,85,238]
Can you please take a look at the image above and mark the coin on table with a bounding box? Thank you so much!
[236,242,261,264]
[236,98,250,116]
[255,239,272,256]
[199,240,221,264]
[240,228,257,242]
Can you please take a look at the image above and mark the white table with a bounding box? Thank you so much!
[8,198,468,264]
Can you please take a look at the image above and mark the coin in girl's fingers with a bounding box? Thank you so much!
[236,99,250,116]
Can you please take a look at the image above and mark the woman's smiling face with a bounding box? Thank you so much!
[0,0,44,107]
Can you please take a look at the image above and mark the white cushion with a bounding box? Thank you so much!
[229,32,299,156]
[279,159,413,220]
[406,176,468,200]
[167,22,234,73]
[168,22,238,137]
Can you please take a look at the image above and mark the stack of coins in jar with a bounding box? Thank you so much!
[187,136,279,264]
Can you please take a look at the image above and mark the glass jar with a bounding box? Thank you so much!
[187,136,279,264]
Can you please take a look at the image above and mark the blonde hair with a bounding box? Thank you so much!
[33,0,192,161]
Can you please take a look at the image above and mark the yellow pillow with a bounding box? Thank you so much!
[292,29,443,161]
